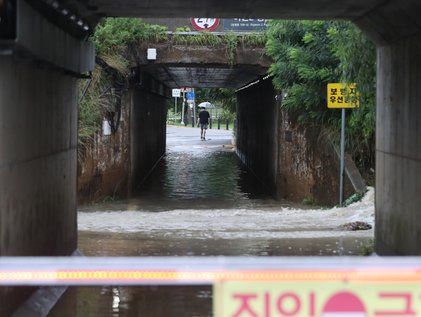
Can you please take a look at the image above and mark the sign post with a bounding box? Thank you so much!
[181,91,185,125]
[180,88,192,126]
[339,108,346,206]
[327,83,359,206]
[186,90,196,126]
[172,89,181,118]
[192,89,196,126]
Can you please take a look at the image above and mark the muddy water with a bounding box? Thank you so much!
[50,126,374,316]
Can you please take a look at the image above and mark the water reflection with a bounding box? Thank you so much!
[129,147,282,211]
[112,287,120,316]
[59,286,212,317]
[67,127,374,317]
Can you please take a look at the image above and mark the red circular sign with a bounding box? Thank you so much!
[190,18,220,31]
[322,291,367,316]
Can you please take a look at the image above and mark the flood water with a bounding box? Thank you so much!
[49,126,374,316]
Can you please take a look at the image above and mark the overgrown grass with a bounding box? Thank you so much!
[93,18,267,68]
[343,190,366,207]
[92,18,168,55]
[302,197,318,206]
[359,239,374,256]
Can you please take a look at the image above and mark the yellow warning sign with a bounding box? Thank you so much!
[214,271,421,316]
[327,83,359,108]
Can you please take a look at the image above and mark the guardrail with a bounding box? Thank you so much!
[0,256,420,286]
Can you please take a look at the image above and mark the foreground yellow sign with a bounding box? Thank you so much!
[214,271,421,316]
[327,83,359,108]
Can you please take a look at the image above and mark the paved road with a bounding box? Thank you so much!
[166,125,234,147]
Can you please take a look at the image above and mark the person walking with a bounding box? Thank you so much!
[198,106,210,140]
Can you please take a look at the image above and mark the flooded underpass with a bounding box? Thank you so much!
[50,126,374,316]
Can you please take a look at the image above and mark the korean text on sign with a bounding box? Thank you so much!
[214,278,421,316]
[327,83,359,108]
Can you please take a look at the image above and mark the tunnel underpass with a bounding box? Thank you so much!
[1,0,421,315]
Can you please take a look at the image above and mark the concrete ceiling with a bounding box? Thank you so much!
[139,64,268,89]
[128,43,271,89]
[84,0,385,20]
[39,0,421,45]
[44,0,421,86]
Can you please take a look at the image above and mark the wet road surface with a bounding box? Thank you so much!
[50,126,374,316]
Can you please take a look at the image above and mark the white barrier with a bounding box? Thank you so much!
[0,256,420,286]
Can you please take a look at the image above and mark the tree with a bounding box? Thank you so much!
[266,20,340,124]
[196,88,236,112]
[266,20,376,173]
[328,22,376,170]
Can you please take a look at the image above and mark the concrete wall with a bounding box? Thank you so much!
[128,42,270,89]
[375,33,421,255]
[236,80,364,205]
[77,94,130,204]
[77,86,168,202]
[236,79,279,195]
[352,1,421,255]
[0,57,78,315]
[277,110,356,206]
[129,88,167,193]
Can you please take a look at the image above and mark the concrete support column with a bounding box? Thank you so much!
[0,58,78,256]
[375,33,421,254]
[0,3,94,313]
[0,57,79,315]
[236,79,279,195]
[129,88,167,193]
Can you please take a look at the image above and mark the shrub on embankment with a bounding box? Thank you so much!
[266,20,376,181]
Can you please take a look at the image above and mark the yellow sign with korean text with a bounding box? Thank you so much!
[214,271,421,317]
[327,83,359,108]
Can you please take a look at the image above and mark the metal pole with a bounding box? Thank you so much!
[339,108,346,206]
[181,92,185,125]
[192,89,196,125]
[174,97,177,115]
[191,101,195,127]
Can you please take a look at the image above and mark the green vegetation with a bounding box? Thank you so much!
[343,190,366,207]
[92,18,168,55]
[266,20,376,174]
[77,67,112,161]
[196,88,236,112]
[359,239,375,256]
[301,196,318,206]
[92,18,267,65]
[194,88,237,123]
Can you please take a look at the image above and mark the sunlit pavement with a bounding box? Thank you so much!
[166,124,234,147]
